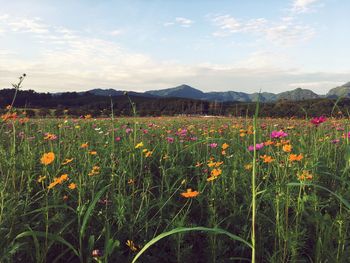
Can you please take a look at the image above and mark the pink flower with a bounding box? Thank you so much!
[166,137,174,143]
[248,143,264,151]
[210,143,218,148]
[331,139,340,144]
[125,128,133,134]
[311,116,327,126]
[270,130,288,139]
[115,136,121,141]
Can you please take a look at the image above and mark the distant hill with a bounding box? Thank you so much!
[12,81,350,103]
[145,84,205,99]
[87,88,156,98]
[145,85,322,102]
[277,88,320,101]
[327,82,350,98]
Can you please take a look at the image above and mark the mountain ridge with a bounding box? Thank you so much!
[87,84,329,102]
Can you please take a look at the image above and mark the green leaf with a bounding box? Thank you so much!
[131,226,252,263]
[15,231,79,256]
[287,182,350,210]
[80,185,109,238]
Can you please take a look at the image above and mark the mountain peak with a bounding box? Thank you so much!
[145,84,205,99]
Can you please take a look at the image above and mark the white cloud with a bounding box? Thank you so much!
[0,13,345,95]
[109,29,122,36]
[0,15,49,34]
[292,0,321,13]
[164,17,194,28]
[211,14,314,46]
[175,17,194,27]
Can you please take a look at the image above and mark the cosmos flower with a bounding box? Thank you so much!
[135,142,144,149]
[68,183,77,189]
[270,130,288,139]
[260,155,274,163]
[209,143,218,148]
[310,116,327,126]
[180,188,199,198]
[282,144,292,153]
[166,137,174,143]
[221,143,229,150]
[248,143,264,151]
[289,154,303,162]
[40,152,55,165]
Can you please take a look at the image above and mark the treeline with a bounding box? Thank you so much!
[0,88,349,117]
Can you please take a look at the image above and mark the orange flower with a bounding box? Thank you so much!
[89,151,97,155]
[195,162,203,167]
[80,143,88,148]
[298,170,313,181]
[289,154,303,162]
[221,143,229,150]
[180,188,200,198]
[40,152,55,165]
[282,144,292,153]
[68,183,77,189]
[62,158,74,165]
[264,140,274,146]
[260,155,274,163]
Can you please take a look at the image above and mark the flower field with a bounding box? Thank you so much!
[0,114,349,262]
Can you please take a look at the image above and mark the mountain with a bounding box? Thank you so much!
[326,82,350,98]
[277,88,320,101]
[86,88,156,98]
[145,84,205,99]
[146,85,320,102]
[79,82,350,103]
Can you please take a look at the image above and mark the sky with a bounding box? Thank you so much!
[0,0,349,94]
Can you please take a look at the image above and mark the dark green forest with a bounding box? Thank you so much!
[0,88,349,118]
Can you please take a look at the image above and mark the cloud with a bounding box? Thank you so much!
[164,17,194,28]
[211,14,314,46]
[288,81,344,94]
[0,14,49,34]
[292,0,321,13]
[109,29,123,36]
[0,13,345,95]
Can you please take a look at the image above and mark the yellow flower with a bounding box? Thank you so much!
[37,175,46,183]
[135,142,144,149]
[244,163,253,170]
[88,166,100,176]
[282,144,292,153]
[40,152,55,165]
[126,240,138,252]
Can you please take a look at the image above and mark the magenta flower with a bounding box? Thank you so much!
[166,137,174,143]
[210,143,218,148]
[270,130,288,139]
[331,139,340,144]
[115,136,121,141]
[248,143,264,151]
[310,116,327,126]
